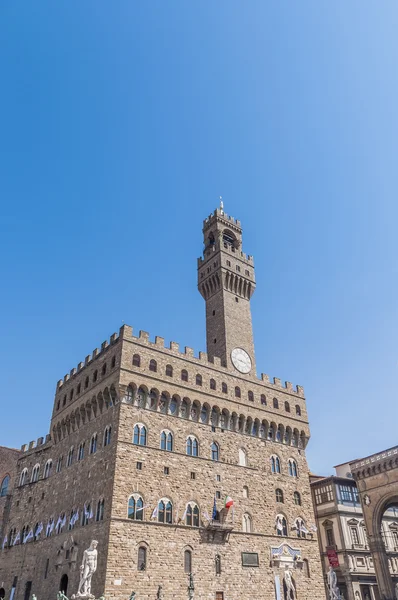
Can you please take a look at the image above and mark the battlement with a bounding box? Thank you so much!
[56,330,120,390]
[203,207,241,229]
[119,324,305,396]
[20,434,51,454]
[197,248,254,266]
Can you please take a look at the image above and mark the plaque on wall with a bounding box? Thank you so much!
[241,552,259,567]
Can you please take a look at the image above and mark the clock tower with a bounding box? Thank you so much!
[198,202,256,376]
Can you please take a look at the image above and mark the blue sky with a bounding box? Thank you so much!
[1,2,397,475]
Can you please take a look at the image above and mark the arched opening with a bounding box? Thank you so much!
[0,588,5,599]
[60,574,68,595]
[381,502,398,552]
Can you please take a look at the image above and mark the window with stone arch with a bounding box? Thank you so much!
[96,499,105,522]
[234,386,241,398]
[276,514,288,536]
[161,430,173,452]
[288,459,298,478]
[89,434,98,455]
[242,513,252,533]
[101,362,107,376]
[295,404,301,416]
[138,545,147,571]
[186,503,200,527]
[104,426,112,447]
[221,382,228,394]
[133,424,147,446]
[200,405,208,423]
[186,435,199,457]
[294,491,301,506]
[128,495,144,521]
[67,446,74,467]
[285,401,290,412]
[271,455,281,474]
[181,369,188,382]
[31,464,40,483]
[158,498,173,524]
[210,378,216,390]
[238,448,247,466]
[0,475,10,497]
[184,549,192,573]
[248,390,254,402]
[166,364,173,377]
[196,374,202,386]
[149,359,157,372]
[268,425,274,440]
[276,488,284,503]
[211,442,220,462]
[43,460,52,479]
[273,397,279,409]
[169,395,178,415]
[132,354,141,367]
[78,442,85,461]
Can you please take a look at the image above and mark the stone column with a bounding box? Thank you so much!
[369,537,394,599]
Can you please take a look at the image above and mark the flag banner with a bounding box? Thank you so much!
[224,495,234,508]
[310,524,317,532]
[212,498,217,520]
[2,536,7,550]
[181,505,188,522]
[202,511,211,522]
[276,518,283,531]
[151,506,158,519]
[300,524,309,534]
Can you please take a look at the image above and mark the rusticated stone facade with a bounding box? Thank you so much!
[0,206,325,600]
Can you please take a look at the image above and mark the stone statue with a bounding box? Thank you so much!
[327,566,340,600]
[283,567,296,600]
[72,540,98,599]
[32,596,37,600]
[57,593,69,600]
[395,582,398,600]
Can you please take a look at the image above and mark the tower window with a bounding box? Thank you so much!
[273,398,279,409]
[245,269,250,276]
[285,401,290,412]
[149,359,157,372]
[226,260,231,267]
[181,369,188,382]
[93,370,98,382]
[248,391,254,402]
[236,265,241,272]
[210,379,216,390]
[235,297,239,303]
[77,383,81,394]
[196,374,202,386]
[63,395,66,406]
[212,310,216,316]
[132,354,141,367]
[166,364,173,377]
[214,338,217,343]
[222,383,228,394]
[102,363,107,376]
[235,386,241,398]
[261,394,266,405]
[296,405,301,416]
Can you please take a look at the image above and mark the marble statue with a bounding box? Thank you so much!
[57,593,69,600]
[71,540,98,599]
[284,567,296,600]
[32,596,37,600]
[327,566,340,600]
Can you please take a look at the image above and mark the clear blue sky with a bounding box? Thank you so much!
[1,2,397,475]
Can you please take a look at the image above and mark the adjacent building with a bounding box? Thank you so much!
[0,205,325,600]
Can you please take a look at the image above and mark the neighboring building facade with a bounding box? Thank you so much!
[0,206,325,600]
[311,459,398,600]
[0,446,20,538]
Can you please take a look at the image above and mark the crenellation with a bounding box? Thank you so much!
[296,385,305,396]
[199,351,208,361]
[170,341,179,352]
[110,332,118,344]
[155,336,165,347]
[63,373,70,383]
[85,354,91,365]
[285,381,293,391]
[92,348,99,358]
[273,377,282,386]
[261,373,270,383]
[184,346,194,357]
[37,437,44,446]
[70,367,76,377]
[20,444,27,452]
[120,324,133,338]
[77,361,84,371]
[139,330,150,341]
[57,379,63,389]
[101,340,109,350]
[28,441,35,450]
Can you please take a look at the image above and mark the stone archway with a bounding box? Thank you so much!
[350,447,398,600]
[60,574,68,595]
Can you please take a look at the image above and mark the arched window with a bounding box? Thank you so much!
[200,405,208,423]
[248,391,254,402]
[243,485,249,498]
[101,363,107,376]
[78,442,85,461]
[90,434,98,454]
[196,374,202,386]
[158,499,173,524]
[239,448,247,466]
[215,554,221,575]
[138,546,147,571]
[295,404,301,416]
[184,549,192,573]
[104,426,112,447]
[149,359,157,372]
[276,427,282,442]
[235,386,241,398]
[186,436,199,457]
[181,369,188,382]
[43,460,52,479]
[84,376,89,389]
[133,354,141,367]
[273,398,279,409]
[31,464,40,483]
[128,495,144,521]
[137,388,146,408]
[56,457,63,473]
[93,370,98,382]
[271,455,281,474]
[276,515,288,536]
[210,379,216,390]
[276,489,284,503]
[222,382,228,394]
[295,518,308,538]
[133,424,147,446]
[111,355,116,368]
[211,442,219,462]
[161,430,173,452]
[285,401,290,412]
[77,383,81,394]
[268,425,274,440]
[288,459,298,477]
[96,499,105,522]
[294,491,301,506]
[0,475,10,497]
[261,394,267,405]
[166,364,173,377]
[169,395,178,415]
[242,513,252,533]
[186,504,200,527]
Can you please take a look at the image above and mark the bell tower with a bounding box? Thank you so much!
[197,202,256,376]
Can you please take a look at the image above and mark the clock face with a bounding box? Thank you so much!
[231,348,252,374]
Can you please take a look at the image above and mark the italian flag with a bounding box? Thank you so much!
[224,495,234,509]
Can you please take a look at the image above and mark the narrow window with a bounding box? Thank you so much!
[133,354,141,367]
[186,436,199,457]
[93,370,98,382]
[326,527,335,546]
[261,394,266,405]
[181,369,188,382]
[276,489,284,503]
[288,460,298,477]
[248,391,254,402]
[78,442,85,461]
[84,377,89,389]
[96,499,104,521]
[138,546,147,571]
[166,364,173,377]
[294,491,301,506]
[271,456,281,474]
[295,405,301,416]
[273,398,279,409]
[351,526,359,545]
[276,516,288,536]
[211,442,219,462]
[210,379,216,390]
[0,475,10,497]
[43,460,52,479]
[63,395,66,406]
[285,401,290,412]
[56,457,63,473]
[102,363,107,376]
[235,386,241,398]
[133,425,147,446]
[190,472,196,480]
[104,426,112,447]
[111,355,116,368]
[215,555,222,575]
[128,496,144,520]
[149,359,157,372]
[184,549,192,573]
[222,382,228,394]
[77,383,81,394]
[196,374,202,386]
[90,434,98,454]
[243,485,249,498]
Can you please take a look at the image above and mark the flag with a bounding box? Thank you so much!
[174,504,180,524]
[212,498,217,520]
[276,518,283,532]
[224,495,234,509]
[300,524,309,534]
[13,531,21,546]
[181,505,188,522]
[151,506,158,519]
[23,529,34,544]
[310,524,317,532]
[202,510,211,522]
[2,536,7,550]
